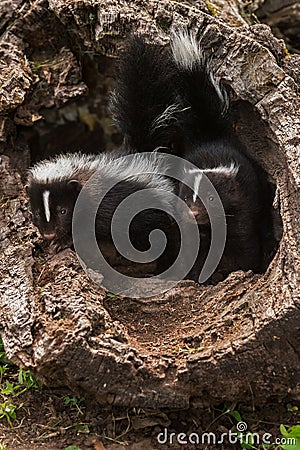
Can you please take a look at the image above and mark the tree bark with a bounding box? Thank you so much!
[0,0,299,409]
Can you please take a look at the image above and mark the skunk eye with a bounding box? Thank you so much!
[60,208,67,215]
[34,211,40,218]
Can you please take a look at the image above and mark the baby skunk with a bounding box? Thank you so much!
[111,35,180,154]
[171,31,262,281]
[27,153,98,250]
[27,151,177,273]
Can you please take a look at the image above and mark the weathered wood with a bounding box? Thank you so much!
[0,0,299,409]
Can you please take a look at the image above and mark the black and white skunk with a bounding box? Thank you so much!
[27,152,98,250]
[171,31,262,280]
[27,151,178,273]
[111,35,180,154]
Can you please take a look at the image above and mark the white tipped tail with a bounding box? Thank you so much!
[208,67,229,115]
[171,30,203,71]
[171,29,229,115]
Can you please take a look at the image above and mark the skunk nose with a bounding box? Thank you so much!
[43,233,56,240]
[188,208,199,219]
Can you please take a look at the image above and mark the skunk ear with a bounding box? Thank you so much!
[24,184,30,195]
[68,179,82,192]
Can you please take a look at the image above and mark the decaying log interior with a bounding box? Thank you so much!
[0,0,299,410]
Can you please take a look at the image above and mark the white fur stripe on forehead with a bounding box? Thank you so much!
[43,190,51,223]
[193,172,203,202]
[188,162,239,177]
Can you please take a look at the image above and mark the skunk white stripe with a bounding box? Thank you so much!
[43,190,51,223]
[193,172,203,202]
[208,70,229,115]
[171,30,203,70]
[203,163,239,176]
[171,30,229,115]
[29,152,173,191]
[188,162,239,177]
[29,152,174,213]
[99,152,174,195]
[29,153,101,183]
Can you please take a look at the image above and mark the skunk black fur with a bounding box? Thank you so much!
[111,35,180,153]
[27,152,178,273]
[171,31,262,281]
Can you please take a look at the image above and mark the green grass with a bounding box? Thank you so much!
[0,336,299,449]
[0,335,42,426]
[64,446,83,450]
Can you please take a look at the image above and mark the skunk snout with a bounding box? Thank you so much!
[187,206,209,225]
[43,233,56,241]
[188,208,199,219]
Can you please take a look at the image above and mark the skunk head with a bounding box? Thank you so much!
[27,179,82,242]
[26,152,101,242]
[179,163,240,225]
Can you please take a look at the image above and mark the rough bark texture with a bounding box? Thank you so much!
[0,0,299,409]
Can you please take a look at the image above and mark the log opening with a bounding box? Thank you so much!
[18,50,283,282]
[0,0,299,409]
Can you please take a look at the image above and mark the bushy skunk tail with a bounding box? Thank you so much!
[170,30,230,141]
[111,35,180,152]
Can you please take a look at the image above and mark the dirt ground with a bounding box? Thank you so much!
[0,382,299,450]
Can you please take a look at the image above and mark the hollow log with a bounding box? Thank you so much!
[256,0,300,53]
[0,0,299,409]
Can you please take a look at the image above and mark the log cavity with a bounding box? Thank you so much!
[19,54,122,163]
[231,100,283,273]
[255,0,300,53]
[19,55,282,284]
